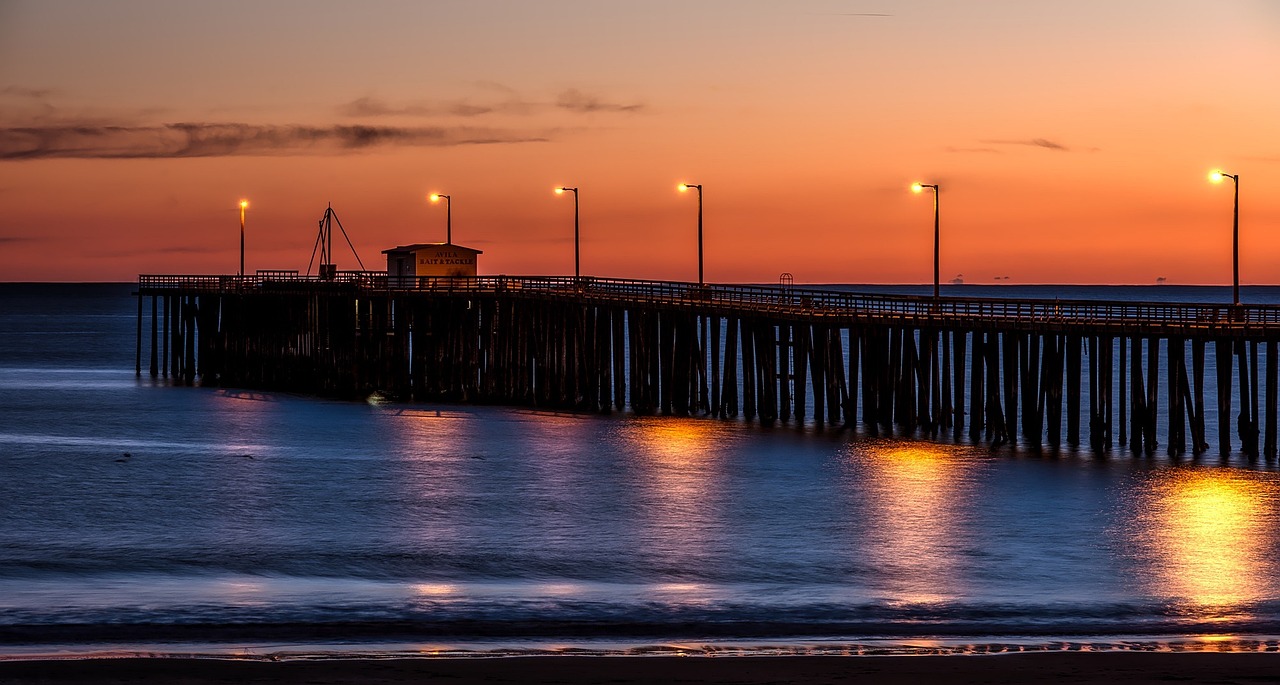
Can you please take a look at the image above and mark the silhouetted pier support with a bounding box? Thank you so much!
[136,275,1280,458]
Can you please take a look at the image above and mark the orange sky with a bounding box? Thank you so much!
[1,1,1278,284]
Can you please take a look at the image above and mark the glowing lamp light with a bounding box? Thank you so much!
[1209,170,1225,184]
[429,193,442,202]
[554,187,566,195]
[239,200,249,209]
[678,183,690,192]
[911,182,924,194]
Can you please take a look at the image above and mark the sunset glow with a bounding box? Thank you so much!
[1,1,1277,283]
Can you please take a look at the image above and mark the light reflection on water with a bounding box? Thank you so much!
[857,443,975,605]
[625,418,723,595]
[1131,468,1279,622]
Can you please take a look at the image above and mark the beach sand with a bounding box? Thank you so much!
[2,653,1279,684]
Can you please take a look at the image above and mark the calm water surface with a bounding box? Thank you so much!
[3,283,1280,657]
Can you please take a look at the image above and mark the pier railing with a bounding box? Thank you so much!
[137,272,1280,334]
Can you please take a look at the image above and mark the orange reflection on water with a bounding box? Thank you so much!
[625,418,723,575]
[1138,469,1276,620]
[413,582,461,597]
[861,444,971,604]
[631,419,718,463]
[628,419,720,501]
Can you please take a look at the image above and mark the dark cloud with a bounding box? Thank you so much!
[0,235,39,244]
[555,89,644,114]
[1,86,55,99]
[0,122,550,160]
[338,95,537,119]
[982,138,1073,152]
[338,88,640,119]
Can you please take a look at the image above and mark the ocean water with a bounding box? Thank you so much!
[3,283,1280,659]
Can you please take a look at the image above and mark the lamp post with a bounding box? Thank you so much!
[911,182,940,299]
[555,186,580,280]
[238,199,249,277]
[679,183,704,286]
[1209,170,1241,306]
[430,193,452,244]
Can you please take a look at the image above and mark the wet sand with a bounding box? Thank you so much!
[3,653,1280,684]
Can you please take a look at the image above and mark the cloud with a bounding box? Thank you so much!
[337,88,643,119]
[1,86,55,99]
[0,122,550,160]
[336,95,537,118]
[982,138,1073,152]
[555,88,644,114]
[0,235,40,245]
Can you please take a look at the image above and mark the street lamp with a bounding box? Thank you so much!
[1209,170,1241,305]
[430,193,452,244]
[911,182,940,299]
[555,186,580,280]
[238,199,249,277]
[679,183,704,286]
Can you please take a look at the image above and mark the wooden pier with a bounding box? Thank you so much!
[136,273,1280,457]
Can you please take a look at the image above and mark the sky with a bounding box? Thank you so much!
[1,0,1278,284]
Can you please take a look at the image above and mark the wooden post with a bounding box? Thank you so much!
[986,331,1006,445]
[1267,340,1278,458]
[779,324,792,422]
[1088,336,1100,450]
[723,316,739,418]
[1250,340,1260,457]
[163,294,172,378]
[794,324,809,424]
[901,330,918,432]
[699,315,710,415]
[742,319,757,421]
[710,316,722,418]
[1216,339,1232,456]
[1145,337,1159,455]
[759,323,778,423]
[969,331,984,442]
[136,292,144,376]
[1066,334,1081,446]
[1023,333,1042,448]
[1045,334,1063,448]
[613,309,627,411]
[1172,338,1187,458]
[1130,337,1145,454]
[1101,336,1114,448]
[829,328,845,426]
[941,330,953,431]
[1002,332,1018,443]
[149,296,159,377]
[1238,340,1258,457]
[952,329,966,435]
[1191,338,1206,455]
[1118,335,1127,447]
[847,327,860,427]
[812,325,827,425]
[861,329,879,432]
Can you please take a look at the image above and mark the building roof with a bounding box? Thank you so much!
[382,243,483,255]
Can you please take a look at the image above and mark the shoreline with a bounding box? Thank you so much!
[3,653,1280,684]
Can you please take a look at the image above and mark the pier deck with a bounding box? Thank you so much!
[137,273,1280,457]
